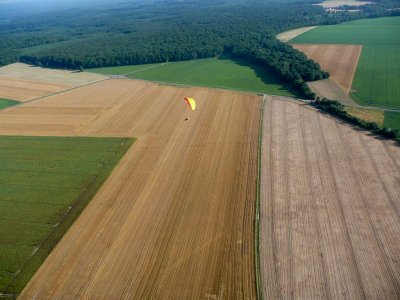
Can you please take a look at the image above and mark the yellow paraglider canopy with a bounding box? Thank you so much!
[184,97,196,111]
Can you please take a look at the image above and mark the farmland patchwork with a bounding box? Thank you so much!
[291,16,400,108]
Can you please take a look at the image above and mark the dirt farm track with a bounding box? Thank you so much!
[3,79,260,299]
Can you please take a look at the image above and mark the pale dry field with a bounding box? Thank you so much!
[307,79,357,105]
[0,63,107,87]
[260,96,400,299]
[276,27,317,43]
[292,44,362,94]
[346,106,385,126]
[316,0,371,8]
[6,79,260,299]
[0,77,69,102]
[0,63,107,101]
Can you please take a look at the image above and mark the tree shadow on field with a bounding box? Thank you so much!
[28,64,79,72]
[217,54,301,97]
[316,108,400,146]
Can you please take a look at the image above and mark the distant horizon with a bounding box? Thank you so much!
[0,0,129,18]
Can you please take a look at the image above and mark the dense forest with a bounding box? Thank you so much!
[1,0,399,98]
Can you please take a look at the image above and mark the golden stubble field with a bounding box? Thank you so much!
[260,96,400,299]
[3,79,261,299]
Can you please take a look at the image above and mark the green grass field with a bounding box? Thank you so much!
[88,56,299,97]
[291,16,400,109]
[0,99,19,110]
[383,111,400,130]
[0,136,134,296]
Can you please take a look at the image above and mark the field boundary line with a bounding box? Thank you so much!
[122,62,167,76]
[345,104,400,113]
[255,95,266,300]
[87,62,167,77]
[347,45,363,95]
[121,77,270,97]
[20,77,110,105]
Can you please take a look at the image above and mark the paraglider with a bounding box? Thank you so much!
[184,97,196,121]
[184,97,196,111]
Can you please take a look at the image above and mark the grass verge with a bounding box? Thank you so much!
[346,106,400,130]
[383,111,400,130]
[314,99,400,142]
[345,106,384,127]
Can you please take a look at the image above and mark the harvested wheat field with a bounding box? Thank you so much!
[8,79,260,299]
[260,96,400,299]
[316,1,371,8]
[292,44,362,94]
[0,63,107,101]
[0,77,69,102]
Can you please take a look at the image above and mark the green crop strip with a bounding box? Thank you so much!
[0,136,134,297]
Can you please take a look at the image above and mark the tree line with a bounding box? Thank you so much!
[1,0,399,98]
[314,99,400,143]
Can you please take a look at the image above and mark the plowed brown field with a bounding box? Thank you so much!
[260,96,400,299]
[8,79,260,299]
[292,44,362,94]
